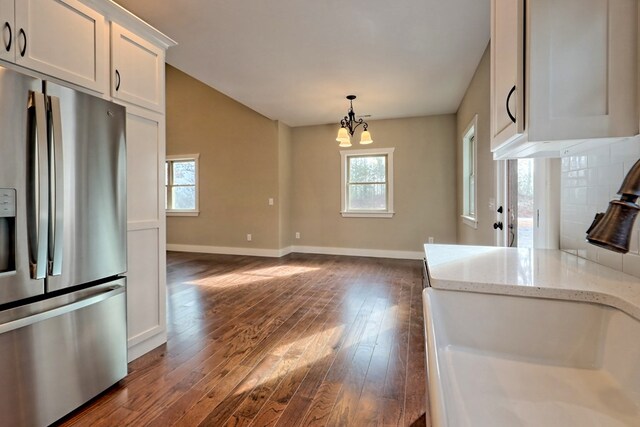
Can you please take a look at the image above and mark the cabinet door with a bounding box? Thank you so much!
[111,23,164,112]
[0,0,14,62]
[527,0,638,141]
[14,0,107,93]
[491,0,525,150]
[125,107,167,360]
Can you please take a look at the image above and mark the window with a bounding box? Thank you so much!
[166,154,199,216]
[462,115,477,228]
[340,148,394,218]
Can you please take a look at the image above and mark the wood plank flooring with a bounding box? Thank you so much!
[57,252,428,426]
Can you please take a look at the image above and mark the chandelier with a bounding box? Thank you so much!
[336,95,373,147]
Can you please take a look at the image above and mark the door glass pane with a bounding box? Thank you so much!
[348,184,387,210]
[172,161,196,185]
[517,159,534,248]
[349,156,386,183]
[172,186,195,209]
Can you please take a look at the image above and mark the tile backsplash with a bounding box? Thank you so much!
[561,137,640,279]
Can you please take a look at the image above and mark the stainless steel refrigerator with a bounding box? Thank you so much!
[0,65,127,426]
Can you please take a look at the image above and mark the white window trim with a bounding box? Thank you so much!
[166,154,200,216]
[340,147,395,218]
[461,115,478,229]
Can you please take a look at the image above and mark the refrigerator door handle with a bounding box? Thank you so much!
[0,284,124,334]
[27,91,49,280]
[48,96,63,276]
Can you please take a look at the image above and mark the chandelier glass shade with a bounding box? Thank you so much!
[336,95,372,147]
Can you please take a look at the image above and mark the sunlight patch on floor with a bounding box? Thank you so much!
[186,265,319,288]
[233,323,345,395]
[233,302,399,395]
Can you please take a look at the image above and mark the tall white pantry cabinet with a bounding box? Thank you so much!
[0,0,176,361]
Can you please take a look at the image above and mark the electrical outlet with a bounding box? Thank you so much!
[247,234,252,241]
[428,237,434,244]
[268,198,274,206]
[295,232,300,239]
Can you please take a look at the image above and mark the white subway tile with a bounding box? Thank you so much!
[573,187,587,205]
[623,157,640,177]
[587,146,610,168]
[587,186,609,211]
[610,139,640,164]
[570,156,580,171]
[560,140,640,276]
[586,245,599,262]
[622,253,640,279]
[578,156,588,170]
[597,248,623,271]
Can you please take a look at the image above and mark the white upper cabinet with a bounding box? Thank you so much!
[0,0,14,63]
[11,0,107,93]
[491,0,524,151]
[491,0,638,159]
[111,22,164,112]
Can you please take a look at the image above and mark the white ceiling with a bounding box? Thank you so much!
[114,0,490,127]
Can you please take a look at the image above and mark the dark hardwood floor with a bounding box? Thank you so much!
[58,252,428,426]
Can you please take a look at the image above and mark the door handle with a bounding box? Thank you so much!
[3,22,11,52]
[493,222,504,230]
[27,92,49,280]
[18,28,26,57]
[115,69,121,91]
[48,96,64,276]
[506,85,516,123]
[0,285,124,334]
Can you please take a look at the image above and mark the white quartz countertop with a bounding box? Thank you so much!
[424,244,640,321]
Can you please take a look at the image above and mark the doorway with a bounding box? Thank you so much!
[497,158,561,248]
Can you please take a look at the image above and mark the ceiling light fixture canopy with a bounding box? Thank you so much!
[336,95,373,147]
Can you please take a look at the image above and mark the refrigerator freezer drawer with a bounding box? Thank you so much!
[0,279,127,427]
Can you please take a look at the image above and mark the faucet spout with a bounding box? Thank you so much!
[586,158,640,253]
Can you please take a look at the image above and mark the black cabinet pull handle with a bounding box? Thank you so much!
[493,222,504,230]
[506,85,516,123]
[18,28,26,57]
[4,22,11,52]
[115,69,121,91]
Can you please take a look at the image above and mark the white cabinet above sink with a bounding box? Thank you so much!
[491,0,639,159]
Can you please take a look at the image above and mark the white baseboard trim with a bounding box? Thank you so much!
[290,245,423,260]
[167,243,287,258]
[167,243,422,260]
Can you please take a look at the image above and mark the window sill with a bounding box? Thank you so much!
[461,215,478,229]
[341,211,395,218]
[167,210,200,217]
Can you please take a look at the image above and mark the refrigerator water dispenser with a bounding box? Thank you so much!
[0,189,16,273]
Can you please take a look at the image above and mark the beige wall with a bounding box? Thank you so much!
[166,65,282,249]
[290,115,458,252]
[166,63,472,255]
[456,43,496,245]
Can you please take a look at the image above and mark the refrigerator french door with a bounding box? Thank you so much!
[0,68,127,301]
[0,65,128,426]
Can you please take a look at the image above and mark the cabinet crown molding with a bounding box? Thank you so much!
[80,0,177,49]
